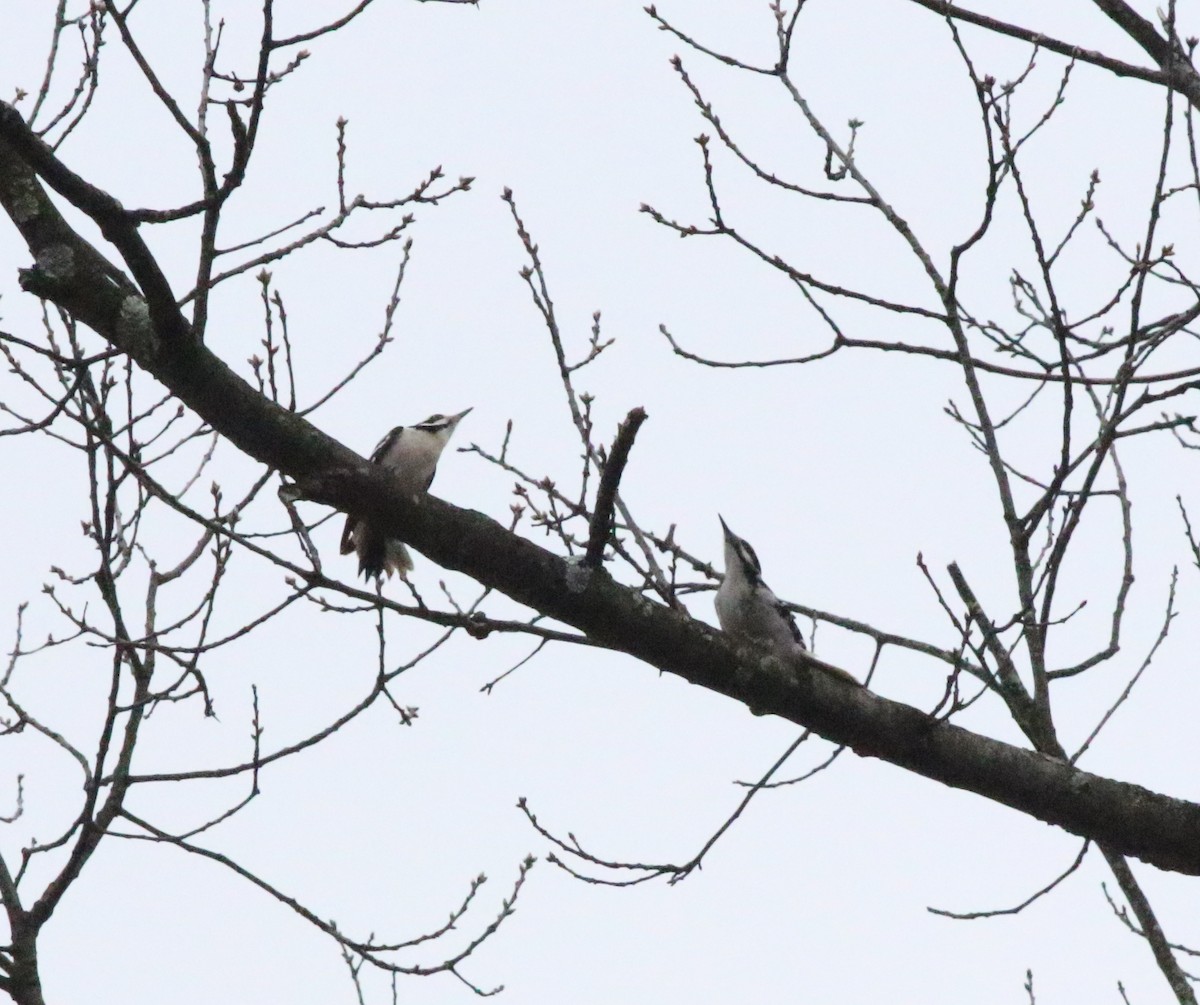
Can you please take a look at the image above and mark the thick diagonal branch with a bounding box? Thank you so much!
[4,110,1200,879]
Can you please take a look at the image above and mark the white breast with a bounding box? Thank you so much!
[378,428,446,495]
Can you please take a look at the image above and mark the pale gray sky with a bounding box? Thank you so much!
[1,2,1197,1003]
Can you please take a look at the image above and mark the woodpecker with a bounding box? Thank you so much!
[716,516,859,685]
[716,515,808,653]
[340,408,472,580]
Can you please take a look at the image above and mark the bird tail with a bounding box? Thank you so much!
[344,519,414,579]
[379,538,414,578]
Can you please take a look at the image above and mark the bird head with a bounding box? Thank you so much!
[415,408,473,437]
[718,514,763,581]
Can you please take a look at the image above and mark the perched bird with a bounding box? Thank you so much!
[340,408,472,580]
[716,516,860,685]
[716,515,808,655]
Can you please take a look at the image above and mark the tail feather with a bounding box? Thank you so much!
[342,519,413,580]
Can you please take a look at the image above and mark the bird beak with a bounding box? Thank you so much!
[718,514,733,539]
[450,407,473,424]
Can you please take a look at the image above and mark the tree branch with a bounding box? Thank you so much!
[584,407,647,567]
[4,97,1200,882]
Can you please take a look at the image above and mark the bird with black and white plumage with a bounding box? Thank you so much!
[340,408,472,580]
[716,515,860,686]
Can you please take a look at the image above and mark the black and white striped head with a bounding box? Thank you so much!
[369,408,473,467]
[413,408,473,436]
[719,515,763,585]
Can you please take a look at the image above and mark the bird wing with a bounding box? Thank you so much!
[370,426,404,465]
[343,428,400,556]
[774,596,807,651]
[339,513,357,554]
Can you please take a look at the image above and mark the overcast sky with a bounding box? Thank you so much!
[2,2,1199,1003]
